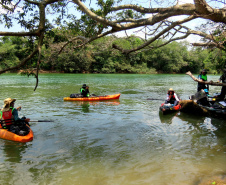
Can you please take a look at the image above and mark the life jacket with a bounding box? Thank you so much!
[0,108,15,128]
[168,95,176,103]
[80,88,90,97]
[201,74,207,81]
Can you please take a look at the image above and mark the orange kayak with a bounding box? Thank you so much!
[64,93,121,101]
[0,124,33,143]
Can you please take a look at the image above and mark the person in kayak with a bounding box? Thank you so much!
[0,98,30,134]
[80,84,90,97]
[218,68,226,100]
[165,88,180,106]
[197,69,209,93]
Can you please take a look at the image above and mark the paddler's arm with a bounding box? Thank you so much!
[12,109,30,123]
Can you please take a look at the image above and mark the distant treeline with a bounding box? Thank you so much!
[0,29,226,74]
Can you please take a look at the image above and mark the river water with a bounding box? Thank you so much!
[0,73,225,185]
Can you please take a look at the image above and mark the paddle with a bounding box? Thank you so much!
[15,107,53,122]
[147,98,165,101]
[29,120,54,122]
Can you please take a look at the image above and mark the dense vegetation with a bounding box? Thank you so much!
[0,29,225,74]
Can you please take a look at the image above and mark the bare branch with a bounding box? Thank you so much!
[0,49,39,74]
[58,36,88,54]
[112,15,196,54]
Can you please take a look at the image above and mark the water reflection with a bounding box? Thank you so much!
[69,100,120,106]
[159,111,178,124]
[64,100,120,113]
[2,141,28,163]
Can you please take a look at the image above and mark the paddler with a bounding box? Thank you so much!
[197,69,209,93]
[217,68,226,100]
[80,84,90,97]
[165,88,180,106]
[0,98,30,135]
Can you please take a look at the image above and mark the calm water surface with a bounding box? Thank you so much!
[0,73,225,185]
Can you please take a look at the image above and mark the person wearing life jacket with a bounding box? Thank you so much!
[218,68,226,100]
[197,69,209,92]
[0,98,30,131]
[165,88,180,106]
[80,84,90,97]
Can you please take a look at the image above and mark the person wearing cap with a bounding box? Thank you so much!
[218,69,226,100]
[165,88,180,106]
[197,69,209,92]
[80,84,90,97]
[0,98,30,131]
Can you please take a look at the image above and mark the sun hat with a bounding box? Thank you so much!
[168,88,174,91]
[2,98,16,111]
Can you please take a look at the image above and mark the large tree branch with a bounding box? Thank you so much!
[186,71,226,86]
[0,31,39,36]
[192,42,226,52]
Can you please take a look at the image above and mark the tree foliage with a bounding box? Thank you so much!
[1,31,225,75]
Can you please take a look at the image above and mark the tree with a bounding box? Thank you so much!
[0,0,226,90]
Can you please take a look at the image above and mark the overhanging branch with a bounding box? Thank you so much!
[186,71,226,86]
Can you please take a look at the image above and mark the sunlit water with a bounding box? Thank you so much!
[0,73,225,185]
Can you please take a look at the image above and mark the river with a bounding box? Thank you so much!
[0,73,225,185]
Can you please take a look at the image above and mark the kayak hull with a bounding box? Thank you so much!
[0,124,33,143]
[159,103,181,115]
[64,93,120,101]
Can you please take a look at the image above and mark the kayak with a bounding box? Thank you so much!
[198,101,226,117]
[64,93,121,101]
[0,124,33,143]
[159,103,181,115]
